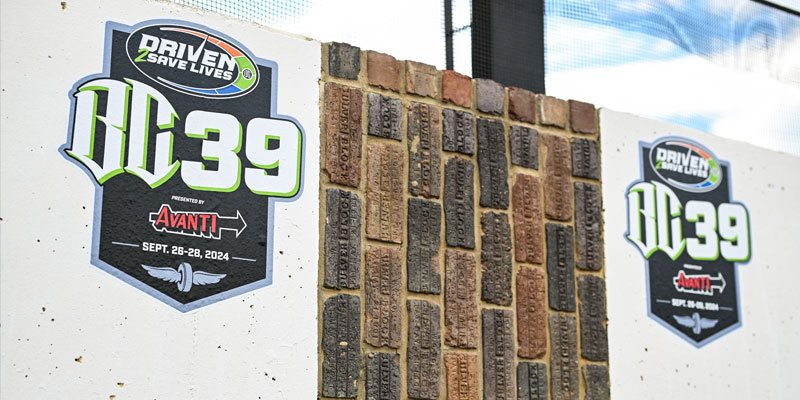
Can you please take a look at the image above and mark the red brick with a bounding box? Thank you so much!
[543,134,572,221]
[324,82,362,187]
[441,70,472,108]
[367,51,400,92]
[517,266,547,359]
[512,174,543,264]
[406,60,439,98]
[365,246,402,348]
[444,250,478,348]
[366,143,405,243]
[537,95,568,128]
[508,87,536,124]
[444,353,478,400]
[569,100,597,134]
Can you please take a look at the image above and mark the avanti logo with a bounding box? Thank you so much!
[648,138,722,193]
[125,24,259,98]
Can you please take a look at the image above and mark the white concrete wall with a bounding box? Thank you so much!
[0,1,320,398]
[601,109,800,399]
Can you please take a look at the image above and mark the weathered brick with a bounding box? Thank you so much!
[547,223,575,312]
[579,275,608,361]
[569,100,597,135]
[517,362,548,400]
[322,294,361,398]
[407,198,442,294]
[476,78,504,115]
[510,125,538,170]
[549,312,578,400]
[442,108,475,155]
[512,174,543,264]
[328,42,360,80]
[365,246,402,348]
[367,50,400,92]
[582,364,610,400]
[477,118,509,209]
[324,82,362,187]
[407,299,441,400]
[482,309,515,400]
[444,157,475,249]
[324,189,362,289]
[481,212,513,306]
[537,95,567,128]
[543,134,572,221]
[444,250,478,348]
[367,353,401,400]
[574,182,603,271]
[442,70,472,108]
[406,60,439,98]
[408,102,441,198]
[444,353,478,400]
[366,143,404,243]
[368,93,402,141]
[571,138,599,179]
[517,266,547,359]
[508,87,536,124]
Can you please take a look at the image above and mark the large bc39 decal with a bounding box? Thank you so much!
[60,20,304,312]
[626,137,751,346]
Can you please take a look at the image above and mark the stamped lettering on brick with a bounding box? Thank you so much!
[517,362,548,400]
[445,353,478,400]
[324,82,362,187]
[582,364,610,400]
[322,294,361,398]
[549,312,578,400]
[407,198,442,294]
[510,125,538,170]
[517,266,546,359]
[571,138,599,179]
[365,246,402,349]
[579,275,609,361]
[368,93,402,141]
[444,249,478,348]
[366,352,401,400]
[407,299,441,400]
[366,143,404,243]
[543,134,572,221]
[477,118,509,209]
[482,308,515,400]
[546,223,575,312]
[512,174,543,264]
[408,102,442,198]
[444,157,475,249]
[443,108,475,155]
[481,212,513,306]
[575,182,603,271]
[324,189,362,289]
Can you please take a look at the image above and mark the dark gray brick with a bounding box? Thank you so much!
[366,352,401,400]
[444,157,475,249]
[443,108,475,155]
[324,189,361,289]
[368,93,402,141]
[322,294,361,398]
[329,42,360,80]
[407,299,441,399]
[571,138,599,179]
[575,182,603,271]
[407,198,442,294]
[517,362,548,400]
[481,212,513,306]
[477,118,509,209]
[583,364,610,400]
[476,78,504,115]
[579,275,608,361]
[547,223,575,312]
[510,125,539,170]
[408,102,442,198]
[482,308,515,400]
[549,312,578,400]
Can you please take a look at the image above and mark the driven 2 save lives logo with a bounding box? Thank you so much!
[626,137,751,346]
[60,20,304,311]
